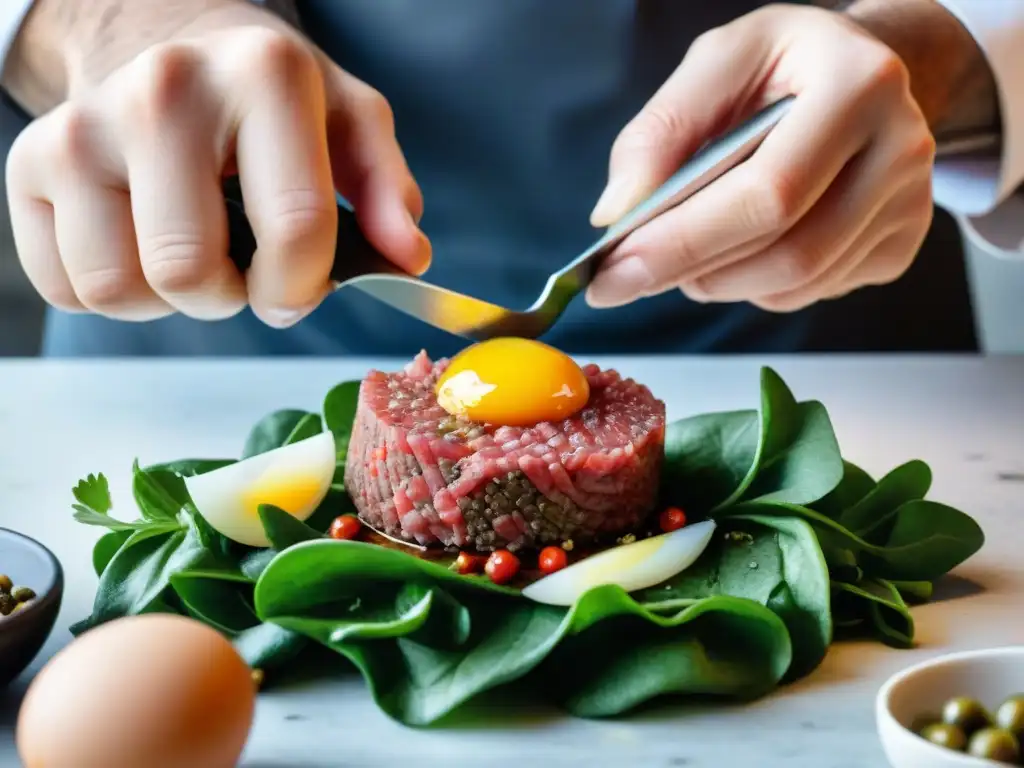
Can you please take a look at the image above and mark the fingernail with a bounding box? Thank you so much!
[408,211,432,276]
[264,307,306,328]
[590,175,638,227]
[585,256,656,308]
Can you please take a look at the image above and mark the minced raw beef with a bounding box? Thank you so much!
[344,351,666,552]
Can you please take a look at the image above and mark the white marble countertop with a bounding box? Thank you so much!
[0,354,1022,767]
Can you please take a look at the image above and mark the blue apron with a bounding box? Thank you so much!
[40,0,977,356]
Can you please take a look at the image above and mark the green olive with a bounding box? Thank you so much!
[996,695,1024,739]
[0,593,15,616]
[11,600,31,614]
[967,727,1020,763]
[0,574,12,593]
[919,722,967,751]
[11,586,35,603]
[942,696,993,735]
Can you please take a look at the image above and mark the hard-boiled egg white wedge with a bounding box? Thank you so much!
[184,431,336,548]
[521,520,717,607]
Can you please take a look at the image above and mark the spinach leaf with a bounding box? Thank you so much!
[839,460,931,539]
[732,500,984,582]
[253,539,791,726]
[637,515,831,680]
[233,622,309,671]
[92,530,133,577]
[662,367,843,514]
[242,409,322,459]
[541,592,790,718]
[142,459,235,476]
[258,504,325,549]
[812,460,875,519]
[831,579,913,648]
[132,462,190,521]
[322,380,361,463]
[72,515,213,634]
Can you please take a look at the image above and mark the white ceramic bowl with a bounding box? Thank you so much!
[877,646,1024,767]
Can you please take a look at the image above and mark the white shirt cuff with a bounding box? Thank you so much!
[0,0,35,80]
[931,1,1024,232]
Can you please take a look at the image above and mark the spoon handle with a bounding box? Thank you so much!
[222,176,398,285]
[561,96,796,285]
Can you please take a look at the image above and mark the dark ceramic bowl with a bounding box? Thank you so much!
[0,528,63,687]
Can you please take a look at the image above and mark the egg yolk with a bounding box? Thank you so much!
[241,471,325,518]
[435,338,590,426]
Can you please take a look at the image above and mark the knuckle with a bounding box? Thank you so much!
[244,28,320,87]
[140,233,215,294]
[71,266,140,310]
[132,42,201,119]
[354,88,395,132]
[863,50,910,97]
[745,171,803,232]
[263,188,336,247]
[773,244,819,286]
[49,104,97,172]
[900,131,937,167]
[618,108,689,156]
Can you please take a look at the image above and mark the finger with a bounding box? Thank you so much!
[56,180,177,320]
[590,19,775,227]
[323,66,430,275]
[5,117,84,312]
[220,30,339,327]
[586,79,882,310]
[686,113,933,303]
[6,195,83,313]
[123,43,247,320]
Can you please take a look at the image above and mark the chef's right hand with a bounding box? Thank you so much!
[4,1,430,327]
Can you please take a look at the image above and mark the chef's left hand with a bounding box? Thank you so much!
[586,3,938,312]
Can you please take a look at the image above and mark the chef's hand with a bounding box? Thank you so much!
[586,1,991,312]
[4,0,429,327]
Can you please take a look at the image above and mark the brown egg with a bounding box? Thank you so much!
[17,614,256,768]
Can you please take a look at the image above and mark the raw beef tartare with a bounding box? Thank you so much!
[344,351,666,552]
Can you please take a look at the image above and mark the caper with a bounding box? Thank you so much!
[942,696,993,735]
[919,722,967,751]
[0,593,15,616]
[967,727,1020,763]
[996,695,1024,739]
[11,586,35,603]
[0,574,12,593]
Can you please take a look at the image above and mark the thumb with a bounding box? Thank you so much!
[589,21,774,228]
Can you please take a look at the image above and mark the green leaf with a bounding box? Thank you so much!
[832,579,914,648]
[242,409,321,459]
[169,566,257,635]
[890,580,933,604]
[77,511,219,631]
[73,473,112,515]
[258,504,326,550]
[662,367,843,514]
[637,515,831,681]
[323,380,361,463]
[73,508,174,532]
[734,500,984,582]
[233,622,309,671]
[541,591,791,718]
[812,461,875,519]
[839,460,932,539]
[92,530,133,577]
[142,459,235,477]
[132,463,190,521]
[253,539,791,726]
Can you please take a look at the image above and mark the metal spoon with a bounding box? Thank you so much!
[225,97,795,340]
